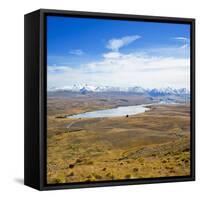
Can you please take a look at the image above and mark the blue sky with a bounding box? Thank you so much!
[47,16,190,89]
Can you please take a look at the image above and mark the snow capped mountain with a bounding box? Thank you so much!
[48,84,190,96]
[129,86,147,94]
[148,87,189,96]
[177,88,190,95]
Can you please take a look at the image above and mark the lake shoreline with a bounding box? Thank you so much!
[66,101,185,119]
[67,103,153,119]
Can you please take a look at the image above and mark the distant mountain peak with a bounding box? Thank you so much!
[48,84,190,96]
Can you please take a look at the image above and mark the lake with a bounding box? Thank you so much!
[68,104,151,119]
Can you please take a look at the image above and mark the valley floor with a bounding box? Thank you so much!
[47,96,190,184]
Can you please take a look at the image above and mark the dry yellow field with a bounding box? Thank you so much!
[47,96,190,184]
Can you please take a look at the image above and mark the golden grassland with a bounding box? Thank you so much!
[47,96,190,184]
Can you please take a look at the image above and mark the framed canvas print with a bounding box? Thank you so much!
[24,9,195,190]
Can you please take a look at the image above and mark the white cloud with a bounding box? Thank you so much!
[48,36,190,90]
[48,51,190,89]
[174,37,188,41]
[180,44,189,49]
[106,35,141,51]
[69,49,84,55]
[102,52,122,59]
[173,37,189,49]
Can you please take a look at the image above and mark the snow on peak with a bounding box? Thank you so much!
[48,84,190,96]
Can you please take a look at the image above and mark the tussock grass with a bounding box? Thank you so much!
[47,97,190,184]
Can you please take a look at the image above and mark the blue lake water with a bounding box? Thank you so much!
[68,104,151,119]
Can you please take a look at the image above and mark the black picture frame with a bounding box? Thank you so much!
[24,9,195,191]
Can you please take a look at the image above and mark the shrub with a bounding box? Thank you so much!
[133,167,139,172]
[125,174,132,179]
[67,172,74,177]
[69,164,75,168]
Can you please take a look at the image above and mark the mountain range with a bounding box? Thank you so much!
[48,84,190,97]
